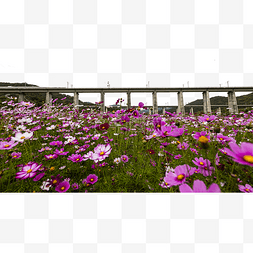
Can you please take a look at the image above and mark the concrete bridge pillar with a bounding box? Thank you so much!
[163,107,165,115]
[227,90,238,114]
[18,93,24,103]
[217,107,221,114]
[152,91,158,114]
[177,91,185,116]
[203,91,211,114]
[100,91,105,112]
[190,107,194,115]
[127,91,131,110]
[46,92,52,106]
[74,92,79,109]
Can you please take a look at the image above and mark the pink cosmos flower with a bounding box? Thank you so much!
[238,184,253,193]
[92,143,112,161]
[0,140,19,150]
[193,131,210,141]
[33,172,45,182]
[179,180,221,193]
[177,142,189,150]
[86,174,98,184]
[164,164,194,186]
[223,142,253,167]
[11,152,22,159]
[216,134,231,143]
[168,126,185,137]
[138,102,144,108]
[55,181,70,193]
[15,163,42,180]
[67,154,84,163]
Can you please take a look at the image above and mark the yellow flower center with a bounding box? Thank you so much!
[4,145,10,148]
[53,180,57,184]
[90,178,94,182]
[198,136,209,143]
[100,151,104,155]
[13,155,17,158]
[245,189,250,192]
[182,146,185,149]
[27,169,32,173]
[206,118,209,121]
[76,158,79,161]
[200,162,204,165]
[49,156,53,158]
[157,125,160,128]
[243,155,253,163]
[177,174,184,180]
[165,182,168,185]
[61,186,65,191]
[86,183,90,187]
[20,136,25,139]
[50,167,55,171]
[219,138,223,140]
[153,135,156,137]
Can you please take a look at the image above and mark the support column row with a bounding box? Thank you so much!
[152,91,158,114]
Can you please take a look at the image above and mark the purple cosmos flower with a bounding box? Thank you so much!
[15,163,42,180]
[92,143,112,161]
[33,172,45,182]
[238,184,253,193]
[86,174,98,185]
[164,164,193,186]
[50,174,63,187]
[121,155,129,163]
[72,183,79,190]
[55,181,70,193]
[198,114,216,122]
[67,154,84,163]
[174,154,182,159]
[138,102,144,108]
[159,125,172,137]
[120,115,130,124]
[49,141,63,147]
[177,142,189,150]
[54,148,69,156]
[192,157,208,168]
[190,148,198,155]
[0,140,19,150]
[223,142,253,167]
[179,180,221,193]
[11,152,22,159]
[45,154,58,160]
[216,134,231,142]
[132,110,140,118]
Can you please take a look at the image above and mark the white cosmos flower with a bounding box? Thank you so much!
[11,132,33,143]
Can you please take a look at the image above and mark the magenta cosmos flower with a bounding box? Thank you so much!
[179,180,221,193]
[198,114,216,122]
[86,174,98,185]
[121,155,129,163]
[11,152,22,159]
[55,181,70,193]
[193,131,210,141]
[15,163,42,180]
[45,154,58,160]
[0,140,19,150]
[223,142,253,167]
[177,142,189,150]
[238,184,253,193]
[164,164,194,186]
[49,141,63,147]
[54,148,69,156]
[132,110,140,118]
[168,126,185,137]
[67,154,84,163]
[92,143,112,161]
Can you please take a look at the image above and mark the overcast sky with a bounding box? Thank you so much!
[0,0,252,106]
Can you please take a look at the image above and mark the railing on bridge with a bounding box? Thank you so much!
[1,87,253,115]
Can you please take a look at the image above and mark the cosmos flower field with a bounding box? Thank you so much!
[0,96,253,193]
